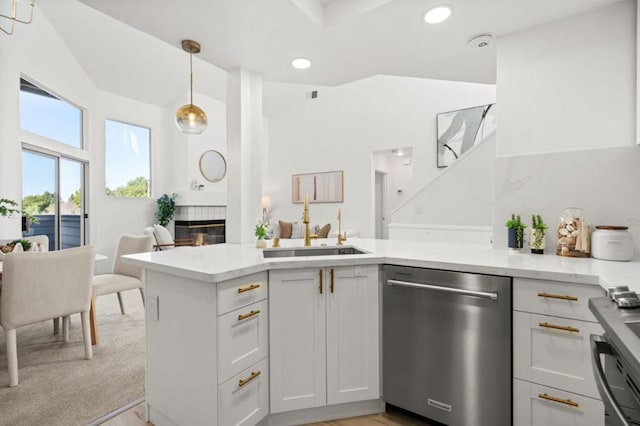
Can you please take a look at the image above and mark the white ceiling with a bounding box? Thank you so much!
[36,0,624,111]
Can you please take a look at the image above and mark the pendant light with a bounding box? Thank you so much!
[175,39,207,134]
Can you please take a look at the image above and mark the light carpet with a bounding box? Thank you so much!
[0,290,145,426]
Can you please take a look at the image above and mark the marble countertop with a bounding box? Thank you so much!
[122,238,640,291]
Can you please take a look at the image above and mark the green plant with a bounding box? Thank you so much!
[9,239,32,251]
[156,193,177,226]
[531,214,547,230]
[0,198,20,218]
[505,214,527,230]
[255,221,268,240]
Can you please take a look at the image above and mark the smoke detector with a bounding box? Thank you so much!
[467,34,493,48]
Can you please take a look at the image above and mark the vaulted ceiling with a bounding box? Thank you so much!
[38,0,624,109]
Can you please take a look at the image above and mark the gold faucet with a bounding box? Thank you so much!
[337,208,343,245]
[303,195,311,247]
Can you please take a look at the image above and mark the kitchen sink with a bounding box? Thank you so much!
[262,246,367,258]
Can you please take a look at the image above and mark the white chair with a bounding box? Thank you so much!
[92,234,154,315]
[144,224,193,251]
[0,245,95,387]
[24,234,49,252]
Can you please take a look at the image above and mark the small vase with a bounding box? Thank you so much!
[255,240,266,249]
[529,228,545,254]
[507,228,524,249]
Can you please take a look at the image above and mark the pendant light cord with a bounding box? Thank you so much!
[189,52,194,106]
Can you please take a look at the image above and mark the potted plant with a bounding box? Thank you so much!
[156,193,178,227]
[529,214,547,254]
[505,214,526,249]
[255,221,268,248]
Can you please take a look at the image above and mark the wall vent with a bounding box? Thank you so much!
[306,90,319,100]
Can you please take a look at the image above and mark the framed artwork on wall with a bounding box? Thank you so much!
[292,170,344,203]
[436,103,496,168]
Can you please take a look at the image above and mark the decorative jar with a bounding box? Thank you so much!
[556,207,590,257]
[591,226,633,261]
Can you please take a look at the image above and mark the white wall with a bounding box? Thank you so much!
[0,6,177,271]
[0,6,95,239]
[497,1,636,157]
[492,1,640,250]
[267,74,495,237]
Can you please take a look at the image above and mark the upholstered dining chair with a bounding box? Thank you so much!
[92,234,153,315]
[0,245,95,387]
[144,224,194,251]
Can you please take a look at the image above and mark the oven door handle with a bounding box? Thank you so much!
[591,334,630,426]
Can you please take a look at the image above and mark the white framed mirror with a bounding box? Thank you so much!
[199,150,227,182]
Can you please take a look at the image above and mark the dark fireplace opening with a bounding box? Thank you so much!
[175,220,225,246]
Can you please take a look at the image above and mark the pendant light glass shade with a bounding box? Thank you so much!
[175,40,207,134]
[176,104,207,134]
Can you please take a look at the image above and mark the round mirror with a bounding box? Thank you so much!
[199,150,227,182]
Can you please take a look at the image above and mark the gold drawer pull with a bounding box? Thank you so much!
[330,268,335,293]
[538,322,580,333]
[538,393,579,408]
[237,283,261,294]
[238,371,261,387]
[537,292,578,302]
[238,310,260,321]
[319,269,323,294]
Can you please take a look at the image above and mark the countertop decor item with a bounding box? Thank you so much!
[255,221,268,248]
[529,214,547,255]
[556,207,590,257]
[156,193,177,227]
[591,226,634,261]
[505,214,526,249]
[175,39,207,134]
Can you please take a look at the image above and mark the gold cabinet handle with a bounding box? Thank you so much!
[537,292,578,302]
[238,371,261,387]
[538,322,580,333]
[319,269,323,294]
[237,283,261,294]
[238,310,260,321]
[330,268,335,293]
[538,393,579,408]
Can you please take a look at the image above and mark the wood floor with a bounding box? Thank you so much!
[103,402,433,426]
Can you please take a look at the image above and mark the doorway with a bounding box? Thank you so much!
[22,148,87,250]
[375,170,388,239]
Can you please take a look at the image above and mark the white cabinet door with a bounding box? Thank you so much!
[269,268,327,413]
[514,379,604,426]
[514,311,603,399]
[218,357,269,426]
[326,265,380,405]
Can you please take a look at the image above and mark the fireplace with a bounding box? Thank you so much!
[175,219,225,246]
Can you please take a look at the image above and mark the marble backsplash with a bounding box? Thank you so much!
[492,145,640,254]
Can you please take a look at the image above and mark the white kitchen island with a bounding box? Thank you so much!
[123,238,640,426]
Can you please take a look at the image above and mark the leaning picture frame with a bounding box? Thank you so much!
[292,170,344,203]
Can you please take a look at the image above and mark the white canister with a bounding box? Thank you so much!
[591,226,634,261]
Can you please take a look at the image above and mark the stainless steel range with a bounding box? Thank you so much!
[590,287,640,426]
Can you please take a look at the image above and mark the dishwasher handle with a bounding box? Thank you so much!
[590,334,630,426]
[387,279,498,301]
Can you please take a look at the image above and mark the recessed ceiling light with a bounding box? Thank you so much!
[423,5,452,24]
[291,58,312,70]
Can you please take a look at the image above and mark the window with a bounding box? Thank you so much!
[19,78,83,148]
[105,120,151,198]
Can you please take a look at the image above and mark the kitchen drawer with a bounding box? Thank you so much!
[217,272,268,316]
[219,357,269,426]
[513,278,604,322]
[514,379,604,426]
[514,311,603,399]
[218,299,268,384]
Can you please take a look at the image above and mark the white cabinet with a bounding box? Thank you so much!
[514,379,604,426]
[269,265,380,413]
[513,278,605,426]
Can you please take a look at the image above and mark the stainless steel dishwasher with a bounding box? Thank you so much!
[382,265,512,426]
